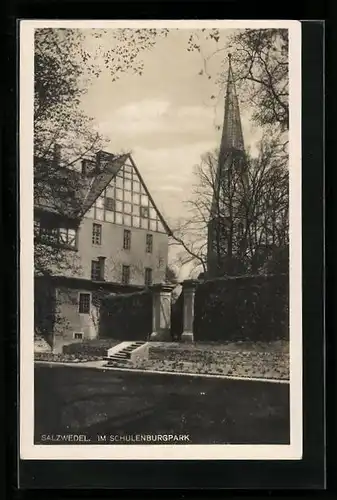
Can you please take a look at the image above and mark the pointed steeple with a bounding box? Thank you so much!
[206,54,247,278]
[219,53,245,158]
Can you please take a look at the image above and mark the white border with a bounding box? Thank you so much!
[20,19,302,461]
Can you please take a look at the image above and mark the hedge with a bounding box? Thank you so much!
[99,290,152,341]
[34,352,100,363]
[194,274,289,342]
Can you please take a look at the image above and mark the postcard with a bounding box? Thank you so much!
[20,19,302,461]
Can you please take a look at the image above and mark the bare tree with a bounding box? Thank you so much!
[34,28,168,278]
[170,135,289,277]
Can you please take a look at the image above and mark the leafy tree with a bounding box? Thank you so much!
[228,29,289,132]
[187,28,289,133]
[34,28,168,161]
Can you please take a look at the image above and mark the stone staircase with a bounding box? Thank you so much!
[104,341,147,366]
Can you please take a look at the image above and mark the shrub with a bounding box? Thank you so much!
[99,290,152,340]
[34,352,101,362]
[63,339,119,356]
[193,274,289,342]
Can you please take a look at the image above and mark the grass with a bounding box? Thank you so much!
[128,340,290,380]
[34,364,290,445]
[150,340,289,353]
[35,339,290,380]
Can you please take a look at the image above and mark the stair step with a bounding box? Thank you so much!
[104,341,147,362]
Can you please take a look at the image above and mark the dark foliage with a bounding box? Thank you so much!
[63,339,120,357]
[194,274,289,342]
[34,277,56,345]
[100,290,152,340]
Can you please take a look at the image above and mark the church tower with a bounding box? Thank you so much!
[206,53,248,277]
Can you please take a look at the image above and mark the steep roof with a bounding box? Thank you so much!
[34,151,172,235]
[80,153,128,216]
[219,53,245,156]
[208,53,248,221]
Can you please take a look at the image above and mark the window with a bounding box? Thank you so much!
[92,223,102,245]
[39,226,58,243]
[35,220,77,248]
[105,197,115,211]
[123,229,131,250]
[59,228,76,247]
[146,234,153,253]
[122,265,130,285]
[73,332,84,340]
[140,206,149,218]
[79,293,90,314]
[145,268,152,286]
[91,260,102,281]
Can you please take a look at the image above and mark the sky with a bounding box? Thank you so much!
[80,29,263,276]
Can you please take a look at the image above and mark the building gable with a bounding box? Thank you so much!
[84,154,170,235]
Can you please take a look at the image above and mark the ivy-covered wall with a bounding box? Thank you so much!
[194,274,289,342]
[34,277,56,347]
[99,290,152,340]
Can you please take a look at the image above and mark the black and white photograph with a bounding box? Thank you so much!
[20,20,302,460]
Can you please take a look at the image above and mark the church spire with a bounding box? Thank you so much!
[219,53,245,157]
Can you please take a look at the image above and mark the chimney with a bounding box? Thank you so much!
[53,144,61,166]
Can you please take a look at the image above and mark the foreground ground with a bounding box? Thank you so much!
[35,339,289,380]
[35,364,290,445]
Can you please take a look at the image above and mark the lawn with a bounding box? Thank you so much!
[127,340,289,380]
[34,364,290,445]
[35,339,289,380]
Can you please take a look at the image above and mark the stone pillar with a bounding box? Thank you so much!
[149,283,175,341]
[181,279,199,342]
